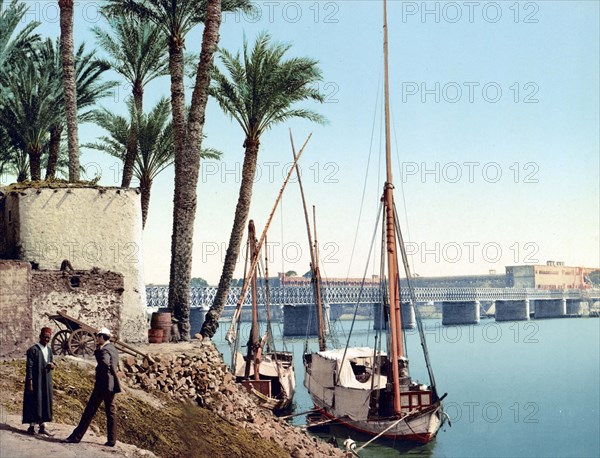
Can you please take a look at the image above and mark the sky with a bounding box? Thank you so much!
[4,0,600,285]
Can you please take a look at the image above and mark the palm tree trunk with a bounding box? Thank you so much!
[17,169,27,182]
[28,144,42,181]
[140,174,152,229]
[168,0,222,341]
[201,138,260,339]
[59,0,80,182]
[121,83,143,188]
[45,125,62,179]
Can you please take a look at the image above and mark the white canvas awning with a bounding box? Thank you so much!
[312,348,388,390]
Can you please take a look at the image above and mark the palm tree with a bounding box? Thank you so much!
[0,0,40,75]
[102,0,253,340]
[86,98,221,227]
[92,16,169,187]
[0,56,60,180]
[0,39,114,181]
[58,0,80,181]
[200,33,325,339]
[38,39,115,179]
[0,125,27,182]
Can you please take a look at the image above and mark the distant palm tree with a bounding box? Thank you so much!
[86,98,221,227]
[102,0,253,340]
[0,57,60,180]
[38,39,115,179]
[0,0,39,182]
[92,16,169,187]
[0,128,27,182]
[200,32,325,339]
[58,0,80,181]
[0,39,113,181]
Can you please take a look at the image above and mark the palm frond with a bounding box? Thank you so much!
[209,32,326,141]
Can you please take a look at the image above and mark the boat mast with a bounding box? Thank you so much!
[244,220,261,381]
[312,206,326,351]
[226,134,312,344]
[290,131,326,351]
[382,0,403,416]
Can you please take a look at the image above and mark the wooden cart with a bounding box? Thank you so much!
[47,310,147,359]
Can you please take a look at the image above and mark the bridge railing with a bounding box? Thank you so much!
[145,286,599,308]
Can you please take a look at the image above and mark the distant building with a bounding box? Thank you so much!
[506,261,598,289]
[277,272,380,287]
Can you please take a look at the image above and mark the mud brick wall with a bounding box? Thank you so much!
[0,261,32,355]
[4,187,147,341]
[0,260,126,357]
[31,269,124,339]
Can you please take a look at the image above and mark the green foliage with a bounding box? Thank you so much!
[588,270,600,286]
[0,38,114,181]
[0,0,40,75]
[190,277,208,287]
[285,270,297,277]
[92,15,169,102]
[209,32,326,141]
[101,0,254,44]
[85,98,221,183]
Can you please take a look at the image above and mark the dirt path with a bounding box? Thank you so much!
[0,412,156,458]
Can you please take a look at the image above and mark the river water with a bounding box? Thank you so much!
[193,314,599,457]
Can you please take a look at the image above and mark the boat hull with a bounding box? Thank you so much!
[235,352,296,413]
[309,402,442,443]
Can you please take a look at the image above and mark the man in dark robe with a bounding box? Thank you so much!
[22,327,55,435]
[64,327,121,447]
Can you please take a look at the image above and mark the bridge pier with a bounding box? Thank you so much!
[442,301,480,325]
[495,300,530,321]
[533,299,566,319]
[566,299,586,317]
[373,302,416,330]
[282,304,330,337]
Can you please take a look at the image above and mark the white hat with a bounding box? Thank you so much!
[97,327,112,337]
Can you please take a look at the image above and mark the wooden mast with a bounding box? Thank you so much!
[244,220,261,381]
[290,131,326,351]
[312,205,326,350]
[226,134,312,345]
[382,0,403,416]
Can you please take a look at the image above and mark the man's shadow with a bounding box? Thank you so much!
[0,422,64,444]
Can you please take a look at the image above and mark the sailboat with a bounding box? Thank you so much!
[231,220,295,412]
[225,134,313,412]
[302,0,446,443]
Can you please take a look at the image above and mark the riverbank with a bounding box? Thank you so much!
[0,339,344,458]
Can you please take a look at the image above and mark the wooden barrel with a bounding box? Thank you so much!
[148,328,163,344]
[151,312,171,343]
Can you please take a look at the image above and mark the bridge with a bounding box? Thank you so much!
[146,286,599,329]
[146,285,599,308]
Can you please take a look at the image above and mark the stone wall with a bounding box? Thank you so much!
[0,260,125,357]
[30,269,124,338]
[0,261,32,355]
[2,186,147,341]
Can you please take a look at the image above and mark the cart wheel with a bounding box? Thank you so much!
[68,329,96,357]
[51,330,71,356]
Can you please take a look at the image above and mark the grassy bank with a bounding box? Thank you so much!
[0,358,287,458]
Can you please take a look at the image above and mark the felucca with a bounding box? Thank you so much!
[225,134,313,412]
[302,1,446,443]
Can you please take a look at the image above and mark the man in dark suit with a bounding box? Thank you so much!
[64,327,121,447]
[22,327,55,436]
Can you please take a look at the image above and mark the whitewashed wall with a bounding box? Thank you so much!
[9,187,147,342]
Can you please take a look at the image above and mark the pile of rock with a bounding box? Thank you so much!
[119,340,344,458]
[120,341,231,404]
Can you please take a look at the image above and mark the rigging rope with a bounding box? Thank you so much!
[390,105,415,267]
[394,203,438,396]
[338,202,383,384]
[346,69,383,280]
